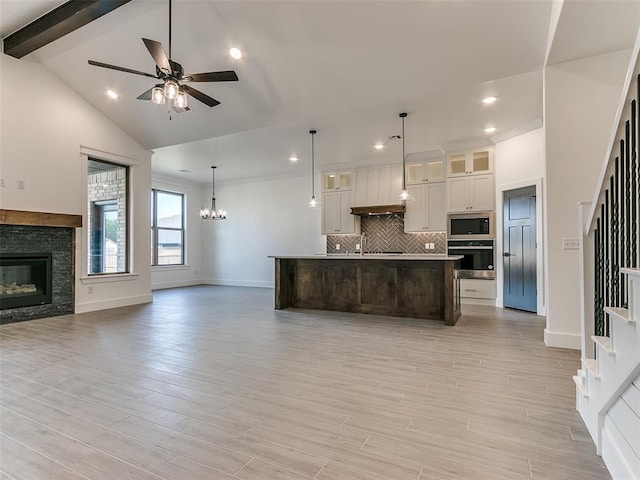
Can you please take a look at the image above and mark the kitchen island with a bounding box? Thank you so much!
[271,255,462,325]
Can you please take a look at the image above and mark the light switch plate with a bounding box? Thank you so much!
[562,238,580,250]
[335,244,340,250]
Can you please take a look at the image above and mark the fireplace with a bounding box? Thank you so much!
[0,209,82,324]
[0,253,53,310]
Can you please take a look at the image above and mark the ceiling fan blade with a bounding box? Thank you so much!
[182,85,220,107]
[88,60,158,79]
[184,70,238,82]
[142,38,171,74]
[137,84,163,100]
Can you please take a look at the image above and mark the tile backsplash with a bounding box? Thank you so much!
[326,215,447,254]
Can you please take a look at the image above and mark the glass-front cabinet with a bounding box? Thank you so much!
[405,152,445,184]
[322,171,352,191]
[447,148,493,177]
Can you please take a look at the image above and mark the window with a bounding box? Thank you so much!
[151,189,184,266]
[87,159,129,274]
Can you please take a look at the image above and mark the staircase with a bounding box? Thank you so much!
[575,39,640,479]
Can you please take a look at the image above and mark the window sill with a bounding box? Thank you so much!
[80,273,140,284]
[152,264,190,271]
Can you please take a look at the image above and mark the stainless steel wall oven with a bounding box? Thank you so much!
[447,239,494,279]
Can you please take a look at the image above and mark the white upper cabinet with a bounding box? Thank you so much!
[447,173,494,213]
[405,151,446,184]
[447,148,493,177]
[353,165,403,206]
[322,190,359,234]
[404,183,446,232]
[322,171,352,191]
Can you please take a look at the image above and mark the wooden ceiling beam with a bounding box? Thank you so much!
[3,0,132,59]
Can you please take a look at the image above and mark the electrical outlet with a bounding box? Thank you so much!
[425,243,429,250]
[562,238,580,250]
[0,179,5,187]
[87,286,94,294]
[429,243,435,250]
[355,243,360,251]
[335,243,340,250]
[17,180,25,189]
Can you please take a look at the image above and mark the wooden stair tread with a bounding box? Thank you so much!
[583,358,599,378]
[573,374,588,397]
[591,335,615,356]
[621,267,640,279]
[604,306,634,324]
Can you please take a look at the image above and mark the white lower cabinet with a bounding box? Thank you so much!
[404,183,446,232]
[322,191,359,234]
[447,174,494,213]
[460,278,496,304]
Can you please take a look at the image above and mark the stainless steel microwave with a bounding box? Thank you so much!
[447,212,493,239]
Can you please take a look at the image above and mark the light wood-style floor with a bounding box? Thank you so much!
[0,286,610,480]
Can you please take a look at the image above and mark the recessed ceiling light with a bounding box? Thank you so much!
[484,127,496,134]
[289,155,298,162]
[374,143,384,150]
[482,96,497,105]
[107,89,118,99]
[229,47,242,59]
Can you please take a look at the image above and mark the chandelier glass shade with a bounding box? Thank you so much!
[200,166,227,220]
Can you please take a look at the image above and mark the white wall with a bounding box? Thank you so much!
[202,174,325,288]
[494,127,546,314]
[0,55,153,312]
[544,49,632,348]
[151,174,205,290]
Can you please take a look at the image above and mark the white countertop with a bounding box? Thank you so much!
[270,254,464,261]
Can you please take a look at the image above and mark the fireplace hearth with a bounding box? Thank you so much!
[0,253,52,310]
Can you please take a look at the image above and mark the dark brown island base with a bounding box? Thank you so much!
[271,255,462,325]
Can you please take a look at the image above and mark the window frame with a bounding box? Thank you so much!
[87,158,130,276]
[151,188,185,267]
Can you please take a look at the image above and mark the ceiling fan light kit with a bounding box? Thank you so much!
[87,0,238,115]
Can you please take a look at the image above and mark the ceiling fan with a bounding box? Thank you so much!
[88,0,238,113]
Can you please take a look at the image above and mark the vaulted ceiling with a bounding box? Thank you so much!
[2,0,638,183]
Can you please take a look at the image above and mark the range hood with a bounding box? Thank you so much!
[350,204,405,216]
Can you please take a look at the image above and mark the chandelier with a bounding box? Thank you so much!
[200,166,227,220]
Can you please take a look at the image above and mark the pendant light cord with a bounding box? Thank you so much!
[400,112,407,191]
[211,166,216,211]
[310,130,316,198]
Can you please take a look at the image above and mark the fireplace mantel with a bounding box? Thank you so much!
[0,209,82,228]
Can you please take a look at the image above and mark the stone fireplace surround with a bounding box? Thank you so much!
[0,209,82,324]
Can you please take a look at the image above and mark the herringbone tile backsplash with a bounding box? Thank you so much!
[326,215,447,254]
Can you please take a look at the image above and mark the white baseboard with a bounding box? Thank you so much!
[544,328,581,349]
[75,294,153,314]
[152,279,204,291]
[203,278,273,289]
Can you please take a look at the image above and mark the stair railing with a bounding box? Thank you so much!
[580,43,640,364]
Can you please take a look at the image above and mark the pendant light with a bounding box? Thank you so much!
[399,112,414,201]
[200,166,227,220]
[308,130,320,208]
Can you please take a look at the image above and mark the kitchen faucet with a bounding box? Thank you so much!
[359,233,367,256]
